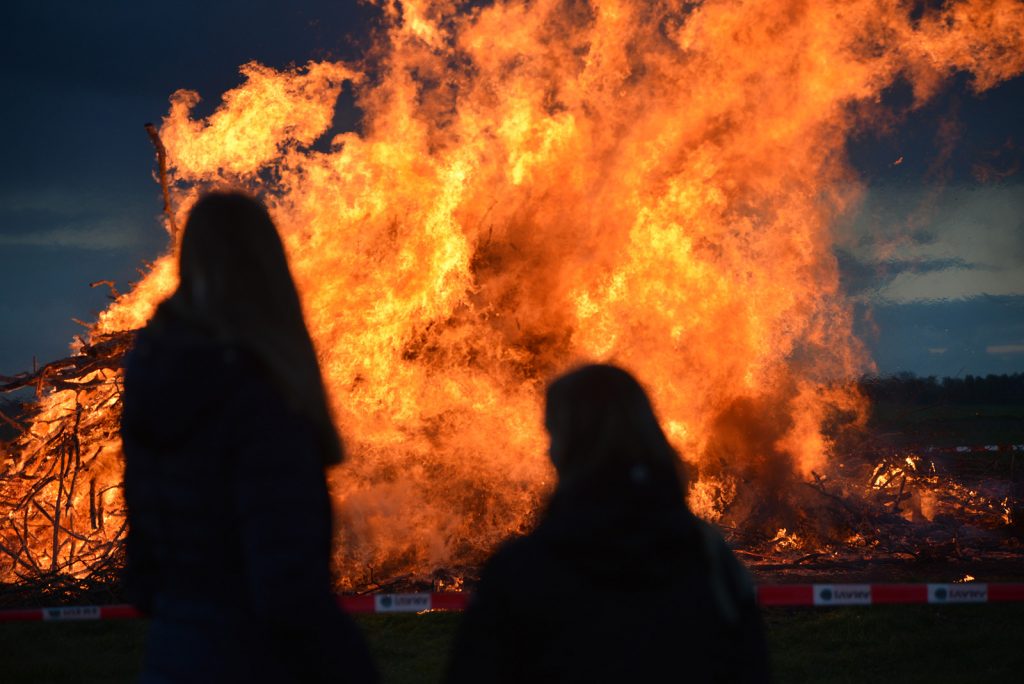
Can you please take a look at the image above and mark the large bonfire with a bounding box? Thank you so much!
[2,0,1023,592]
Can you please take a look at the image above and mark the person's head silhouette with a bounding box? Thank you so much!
[544,364,685,501]
[161,191,342,464]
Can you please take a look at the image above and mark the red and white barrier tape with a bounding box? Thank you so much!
[2,584,1022,622]
[757,583,1024,606]
[0,594,471,623]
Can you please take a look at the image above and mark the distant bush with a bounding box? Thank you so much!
[860,373,1024,405]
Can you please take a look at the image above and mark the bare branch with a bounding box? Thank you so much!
[144,122,180,238]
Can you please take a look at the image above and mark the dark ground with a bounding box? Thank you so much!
[2,604,1023,683]
[867,401,1024,450]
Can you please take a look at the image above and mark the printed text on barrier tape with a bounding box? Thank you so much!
[43,606,102,621]
[374,593,432,613]
[759,583,1022,606]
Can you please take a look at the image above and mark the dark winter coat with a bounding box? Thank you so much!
[121,320,376,683]
[444,476,770,683]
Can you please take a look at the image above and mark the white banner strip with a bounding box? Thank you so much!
[927,584,989,604]
[373,593,433,613]
[41,606,102,621]
[812,584,873,606]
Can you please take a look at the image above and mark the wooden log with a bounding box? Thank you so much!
[96,484,105,532]
[65,404,83,512]
[892,474,907,513]
[89,478,97,531]
[51,442,66,572]
[13,510,42,573]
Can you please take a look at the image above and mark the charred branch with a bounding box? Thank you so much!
[144,122,180,239]
[89,280,121,299]
[0,406,26,436]
[0,331,135,395]
[892,474,908,513]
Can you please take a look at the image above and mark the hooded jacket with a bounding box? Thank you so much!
[121,320,376,683]
[444,472,770,683]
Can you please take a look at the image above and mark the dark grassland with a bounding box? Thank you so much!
[2,605,1024,683]
[862,373,1024,448]
[868,401,1024,449]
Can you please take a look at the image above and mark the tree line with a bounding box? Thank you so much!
[860,373,1024,405]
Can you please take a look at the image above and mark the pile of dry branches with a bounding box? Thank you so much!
[0,331,134,606]
[732,442,1023,579]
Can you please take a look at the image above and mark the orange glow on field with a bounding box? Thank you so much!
[5,0,1024,587]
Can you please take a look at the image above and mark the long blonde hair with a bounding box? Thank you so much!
[155,191,343,465]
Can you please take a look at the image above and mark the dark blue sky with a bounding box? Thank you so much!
[0,1,375,377]
[1,2,1021,379]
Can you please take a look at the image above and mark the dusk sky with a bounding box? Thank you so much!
[1,2,1022,380]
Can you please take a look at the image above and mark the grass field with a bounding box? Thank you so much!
[867,402,1024,448]
[3,604,1023,683]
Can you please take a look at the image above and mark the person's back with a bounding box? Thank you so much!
[445,365,769,683]
[122,192,376,683]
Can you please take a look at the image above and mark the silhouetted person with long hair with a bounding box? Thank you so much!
[122,192,377,683]
[445,364,770,683]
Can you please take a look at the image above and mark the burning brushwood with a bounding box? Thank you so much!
[0,333,133,605]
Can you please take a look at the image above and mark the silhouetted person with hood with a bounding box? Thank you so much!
[445,364,770,683]
[122,192,377,683]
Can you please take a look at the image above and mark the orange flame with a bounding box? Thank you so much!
[10,0,1024,588]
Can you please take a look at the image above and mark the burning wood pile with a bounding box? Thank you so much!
[0,332,133,605]
[733,439,1022,582]
[2,0,1024,598]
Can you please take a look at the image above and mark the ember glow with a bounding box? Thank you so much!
[3,0,1024,588]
